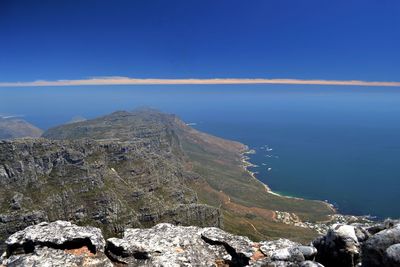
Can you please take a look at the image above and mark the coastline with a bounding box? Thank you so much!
[240,147,337,212]
[240,147,383,227]
[241,148,301,199]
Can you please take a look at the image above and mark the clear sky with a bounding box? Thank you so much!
[1,0,399,83]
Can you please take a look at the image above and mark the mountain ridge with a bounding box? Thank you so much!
[0,109,340,255]
[0,117,42,139]
[42,109,336,241]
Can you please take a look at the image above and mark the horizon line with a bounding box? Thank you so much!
[1,76,400,87]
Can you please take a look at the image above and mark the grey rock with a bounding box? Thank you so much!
[11,220,400,267]
[384,243,400,267]
[9,193,23,210]
[259,239,299,257]
[5,221,106,255]
[354,226,370,242]
[104,223,325,267]
[106,223,255,266]
[2,247,113,267]
[366,219,400,235]
[0,210,48,253]
[0,164,8,179]
[1,221,112,267]
[313,224,360,267]
[362,223,400,267]
[258,239,318,263]
[298,246,317,260]
[201,226,255,258]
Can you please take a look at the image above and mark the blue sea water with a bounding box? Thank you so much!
[1,85,400,218]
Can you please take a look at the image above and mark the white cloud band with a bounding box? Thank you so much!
[1,77,400,87]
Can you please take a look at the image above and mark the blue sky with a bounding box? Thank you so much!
[0,0,399,83]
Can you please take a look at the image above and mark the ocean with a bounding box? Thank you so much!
[1,85,400,219]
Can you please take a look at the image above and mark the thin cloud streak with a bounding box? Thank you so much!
[1,77,400,87]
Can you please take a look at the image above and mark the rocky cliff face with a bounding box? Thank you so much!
[42,109,336,243]
[2,220,400,267]
[42,109,182,149]
[0,109,339,251]
[0,137,220,253]
[0,110,231,253]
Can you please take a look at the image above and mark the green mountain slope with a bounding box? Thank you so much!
[0,110,222,252]
[43,109,334,242]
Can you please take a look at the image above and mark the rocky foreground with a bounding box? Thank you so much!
[1,220,400,267]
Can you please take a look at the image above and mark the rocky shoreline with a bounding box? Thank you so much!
[2,219,400,267]
[241,148,318,201]
[240,147,376,233]
[241,149,271,190]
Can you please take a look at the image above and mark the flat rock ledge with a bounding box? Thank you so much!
[1,221,319,267]
[1,220,400,266]
[1,221,111,267]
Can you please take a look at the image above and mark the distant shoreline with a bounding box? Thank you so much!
[240,147,337,213]
[240,147,391,222]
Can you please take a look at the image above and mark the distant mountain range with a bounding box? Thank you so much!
[0,117,42,139]
[0,109,340,253]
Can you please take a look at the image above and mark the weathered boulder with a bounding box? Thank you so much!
[106,223,256,266]
[362,223,400,267]
[298,246,318,260]
[2,247,113,267]
[258,239,317,264]
[366,219,400,235]
[260,239,304,262]
[384,243,400,266]
[313,224,361,267]
[0,210,48,253]
[5,219,400,267]
[201,227,256,260]
[4,221,105,255]
[311,220,400,267]
[105,223,322,267]
[1,221,112,267]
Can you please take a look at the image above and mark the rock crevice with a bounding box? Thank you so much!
[1,221,322,267]
[2,220,400,266]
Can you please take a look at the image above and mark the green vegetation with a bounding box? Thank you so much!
[0,109,335,248]
[177,123,334,243]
